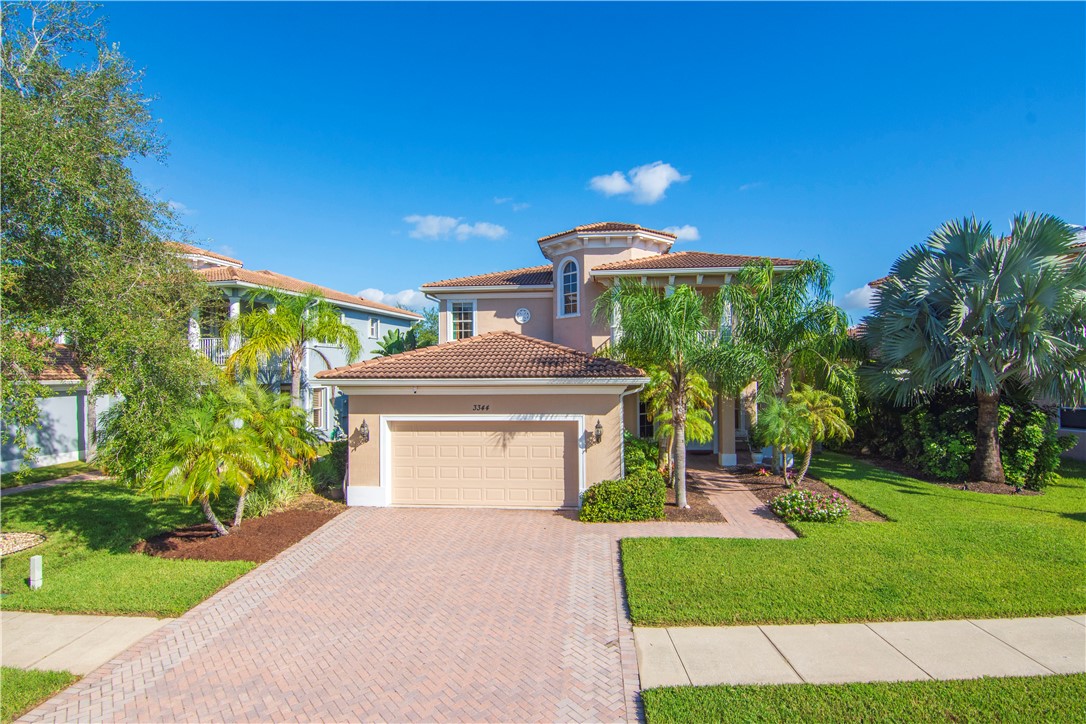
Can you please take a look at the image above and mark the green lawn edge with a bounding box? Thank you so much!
[0,461,101,489]
[641,674,1086,723]
[621,453,1086,627]
[0,668,79,724]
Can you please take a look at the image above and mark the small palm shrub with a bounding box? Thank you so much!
[309,440,348,490]
[580,468,666,522]
[770,488,849,523]
[244,468,315,518]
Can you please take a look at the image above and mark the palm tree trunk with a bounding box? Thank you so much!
[200,495,230,536]
[290,347,304,409]
[85,368,97,457]
[969,390,1006,484]
[674,399,689,509]
[233,489,247,528]
[795,440,813,487]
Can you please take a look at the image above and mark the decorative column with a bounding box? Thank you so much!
[227,293,241,354]
[188,309,201,351]
[718,395,737,467]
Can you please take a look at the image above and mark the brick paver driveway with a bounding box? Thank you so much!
[23,506,789,723]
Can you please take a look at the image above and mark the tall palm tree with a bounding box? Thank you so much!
[862,214,1086,484]
[753,396,810,482]
[223,288,361,408]
[641,367,715,475]
[596,282,760,507]
[789,384,853,486]
[145,395,271,536]
[221,380,319,525]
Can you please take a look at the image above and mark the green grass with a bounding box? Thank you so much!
[0,667,79,723]
[622,453,1086,626]
[0,481,253,617]
[0,461,101,489]
[641,674,1086,723]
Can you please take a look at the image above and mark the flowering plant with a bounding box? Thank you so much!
[770,488,849,523]
[755,467,771,477]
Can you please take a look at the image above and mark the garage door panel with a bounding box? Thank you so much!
[391,421,577,508]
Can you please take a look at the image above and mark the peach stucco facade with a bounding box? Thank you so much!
[437,294,554,343]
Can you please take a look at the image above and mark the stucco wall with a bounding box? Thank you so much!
[437,294,553,344]
[1,388,118,473]
[344,389,629,503]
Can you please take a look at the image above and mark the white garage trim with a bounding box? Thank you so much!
[348,414,586,508]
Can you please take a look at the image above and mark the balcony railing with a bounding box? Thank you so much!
[199,337,229,365]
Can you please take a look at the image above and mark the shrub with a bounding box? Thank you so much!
[624,434,659,472]
[309,440,347,490]
[580,468,666,522]
[244,468,314,518]
[770,488,849,523]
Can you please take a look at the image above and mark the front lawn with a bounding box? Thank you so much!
[0,481,253,617]
[0,461,101,489]
[641,674,1086,723]
[622,453,1086,626]
[0,667,79,723]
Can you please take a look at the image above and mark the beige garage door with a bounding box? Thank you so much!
[391,421,578,508]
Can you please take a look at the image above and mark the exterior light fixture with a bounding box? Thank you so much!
[360,419,370,444]
[594,419,603,444]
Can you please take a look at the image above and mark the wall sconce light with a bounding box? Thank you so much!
[359,419,370,444]
[594,419,603,444]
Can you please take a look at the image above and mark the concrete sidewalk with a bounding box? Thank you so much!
[635,615,1086,688]
[2,611,172,674]
[0,472,107,497]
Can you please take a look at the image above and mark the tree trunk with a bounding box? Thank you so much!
[795,439,813,487]
[674,398,689,509]
[290,348,304,409]
[200,496,230,536]
[969,390,1006,484]
[233,489,247,528]
[84,368,97,458]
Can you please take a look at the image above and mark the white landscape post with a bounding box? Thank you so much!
[29,555,42,590]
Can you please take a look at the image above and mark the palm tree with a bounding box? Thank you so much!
[375,328,416,356]
[789,384,853,486]
[596,282,759,508]
[145,395,271,536]
[223,288,361,408]
[221,380,319,525]
[642,367,715,475]
[753,397,811,484]
[862,213,1086,484]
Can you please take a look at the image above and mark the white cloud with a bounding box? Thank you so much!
[404,214,460,239]
[589,161,690,205]
[167,200,194,215]
[494,197,530,211]
[217,244,236,258]
[738,181,766,192]
[663,225,700,241]
[839,285,876,313]
[357,287,429,310]
[404,215,507,241]
[511,202,530,211]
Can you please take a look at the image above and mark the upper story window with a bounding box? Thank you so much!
[368,318,379,339]
[560,260,579,316]
[451,300,475,339]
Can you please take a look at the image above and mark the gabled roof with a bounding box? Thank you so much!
[165,241,244,267]
[196,267,421,319]
[591,250,802,273]
[537,222,677,243]
[421,265,553,290]
[34,343,85,382]
[315,331,645,381]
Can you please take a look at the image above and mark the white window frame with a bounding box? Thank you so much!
[310,386,326,429]
[368,318,379,339]
[449,299,477,340]
[558,258,580,318]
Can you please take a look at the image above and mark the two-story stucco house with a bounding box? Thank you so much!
[171,242,422,437]
[317,222,800,509]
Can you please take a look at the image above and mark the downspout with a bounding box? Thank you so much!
[619,383,645,478]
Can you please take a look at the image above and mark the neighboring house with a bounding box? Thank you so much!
[317,221,801,509]
[1,344,118,474]
[169,242,422,437]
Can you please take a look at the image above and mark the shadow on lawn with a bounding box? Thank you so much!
[1,481,200,554]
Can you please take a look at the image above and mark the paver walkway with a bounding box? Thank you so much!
[20,501,784,723]
[0,472,107,497]
[2,612,173,674]
[635,615,1086,688]
[686,455,795,538]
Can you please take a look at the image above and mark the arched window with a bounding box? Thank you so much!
[560,259,579,316]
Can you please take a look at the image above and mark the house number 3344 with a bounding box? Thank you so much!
[472,404,491,411]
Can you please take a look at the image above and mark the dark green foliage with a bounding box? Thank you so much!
[770,488,849,523]
[580,468,666,523]
[309,439,347,490]
[623,433,659,472]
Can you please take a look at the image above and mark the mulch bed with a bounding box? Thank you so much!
[851,452,1041,496]
[133,494,344,563]
[733,465,886,522]
[663,479,727,523]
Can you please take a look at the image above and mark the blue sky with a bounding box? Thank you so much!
[108,1,1085,316]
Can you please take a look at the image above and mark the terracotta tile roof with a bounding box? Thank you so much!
[196,267,422,319]
[165,241,244,266]
[35,343,86,382]
[868,275,893,289]
[591,250,802,272]
[537,222,677,243]
[421,265,554,290]
[316,331,645,380]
